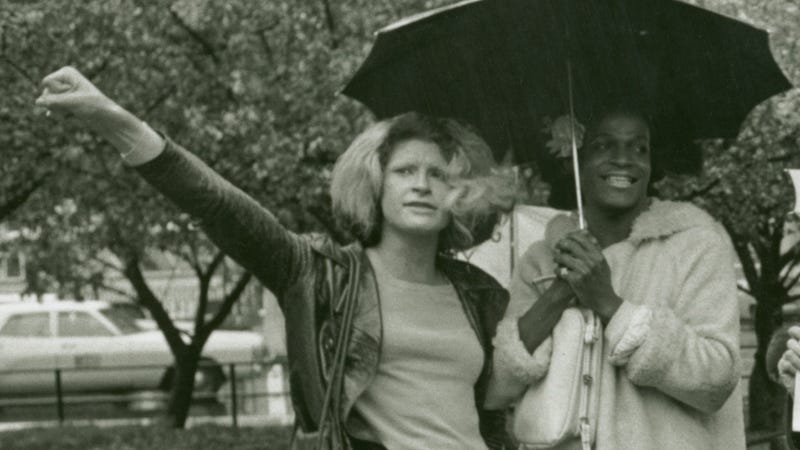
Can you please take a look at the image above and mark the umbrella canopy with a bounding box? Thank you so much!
[343,0,792,171]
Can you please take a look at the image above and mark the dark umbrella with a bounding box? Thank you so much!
[343,0,791,170]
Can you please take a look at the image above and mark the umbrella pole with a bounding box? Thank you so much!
[510,167,518,276]
[567,61,586,230]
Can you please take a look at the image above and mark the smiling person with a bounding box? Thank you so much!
[486,105,746,449]
[37,67,517,450]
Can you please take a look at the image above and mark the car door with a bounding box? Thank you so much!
[55,310,120,392]
[0,311,59,395]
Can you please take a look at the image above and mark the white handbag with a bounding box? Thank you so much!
[512,307,603,450]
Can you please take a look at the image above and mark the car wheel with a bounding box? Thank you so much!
[158,360,226,394]
[194,360,226,394]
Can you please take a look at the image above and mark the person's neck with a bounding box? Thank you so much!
[367,230,442,285]
[583,200,649,248]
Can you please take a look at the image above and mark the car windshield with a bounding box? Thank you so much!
[100,306,144,334]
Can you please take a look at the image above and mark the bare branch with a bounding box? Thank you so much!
[175,246,203,279]
[767,152,795,163]
[168,5,220,64]
[94,145,143,206]
[143,85,175,117]
[737,285,753,296]
[783,267,800,292]
[203,251,227,281]
[769,216,786,257]
[0,55,37,87]
[256,20,280,63]
[780,240,800,267]
[84,59,110,80]
[725,223,760,295]
[123,257,186,355]
[320,0,339,48]
[65,166,105,178]
[97,283,136,300]
[191,252,225,334]
[193,271,211,336]
[0,177,45,221]
[751,238,772,278]
[676,178,721,201]
[780,254,800,284]
[199,272,252,342]
[90,255,125,274]
[175,51,237,103]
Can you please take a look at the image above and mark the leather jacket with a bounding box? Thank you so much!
[137,139,511,449]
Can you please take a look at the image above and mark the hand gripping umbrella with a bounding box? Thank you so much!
[343,0,792,225]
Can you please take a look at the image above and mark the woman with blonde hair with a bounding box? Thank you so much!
[37,66,516,450]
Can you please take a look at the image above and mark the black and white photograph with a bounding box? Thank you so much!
[1,0,799,448]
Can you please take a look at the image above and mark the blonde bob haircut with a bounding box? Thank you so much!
[330,112,516,252]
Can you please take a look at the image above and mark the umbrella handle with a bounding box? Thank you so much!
[570,128,585,230]
[567,60,586,230]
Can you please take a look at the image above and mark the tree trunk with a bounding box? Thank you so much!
[0,177,44,221]
[166,351,201,428]
[748,297,784,435]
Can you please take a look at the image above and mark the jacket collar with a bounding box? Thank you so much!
[544,199,718,246]
[627,199,717,244]
[306,233,353,266]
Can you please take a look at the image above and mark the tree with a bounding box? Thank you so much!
[8,0,796,433]
[662,0,800,441]
[2,0,455,427]
[0,6,59,232]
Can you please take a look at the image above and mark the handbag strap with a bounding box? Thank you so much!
[578,310,601,450]
[316,248,360,450]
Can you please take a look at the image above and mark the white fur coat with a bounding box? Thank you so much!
[488,199,746,450]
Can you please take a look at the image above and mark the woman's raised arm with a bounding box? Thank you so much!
[37,67,310,300]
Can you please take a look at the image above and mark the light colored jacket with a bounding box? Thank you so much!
[488,199,746,450]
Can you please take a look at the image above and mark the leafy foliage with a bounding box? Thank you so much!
[2,0,798,434]
[662,0,800,436]
[1,0,457,428]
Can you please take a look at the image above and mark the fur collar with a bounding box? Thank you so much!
[628,199,717,244]
[544,199,718,246]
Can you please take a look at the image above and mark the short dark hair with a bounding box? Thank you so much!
[543,102,699,210]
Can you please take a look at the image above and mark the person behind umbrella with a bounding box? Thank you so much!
[37,67,517,450]
[768,324,800,449]
[485,104,746,449]
[773,325,800,395]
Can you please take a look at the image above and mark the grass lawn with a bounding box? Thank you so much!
[0,424,292,450]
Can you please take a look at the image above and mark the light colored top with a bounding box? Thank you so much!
[489,200,746,450]
[350,251,487,450]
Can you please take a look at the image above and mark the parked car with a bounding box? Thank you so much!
[0,300,269,396]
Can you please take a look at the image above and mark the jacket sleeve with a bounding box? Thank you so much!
[604,227,741,413]
[485,241,554,409]
[135,138,310,300]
